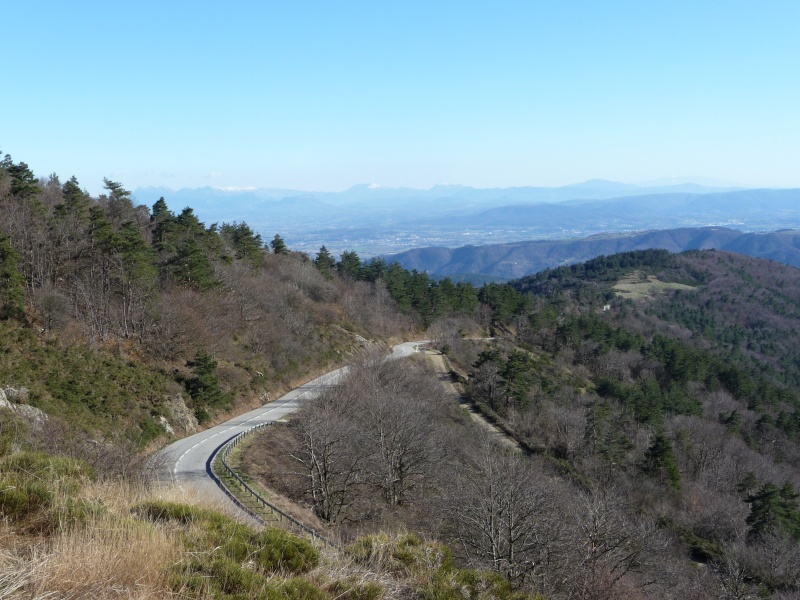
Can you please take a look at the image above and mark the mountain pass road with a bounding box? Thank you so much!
[159,341,428,508]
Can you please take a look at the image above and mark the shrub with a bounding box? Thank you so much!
[0,484,30,517]
[3,451,95,481]
[51,497,106,529]
[254,528,320,574]
[0,451,94,529]
[133,500,210,524]
[422,569,536,600]
[209,556,263,596]
[135,501,321,598]
[347,532,452,577]
[195,405,211,425]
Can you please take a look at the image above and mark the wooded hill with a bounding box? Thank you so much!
[255,248,800,598]
[0,150,426,462]
[388,226,800,281]
[460,249,800,596]
[0,146,515,463]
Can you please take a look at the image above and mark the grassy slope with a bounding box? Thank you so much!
[0,321,180,444]
[0,447,533,599]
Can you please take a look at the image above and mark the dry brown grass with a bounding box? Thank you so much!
[0,472,473,600]
[1,483,170,599]
[0,480,244,600]
[27,515,178,599]
[0,545,41,599]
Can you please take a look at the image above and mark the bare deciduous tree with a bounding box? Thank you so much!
[289,394,365,523]
[453,435,566,590]
[350,358,448,507]
[565,488,664,600]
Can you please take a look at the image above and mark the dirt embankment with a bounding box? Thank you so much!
[423,351,520,451]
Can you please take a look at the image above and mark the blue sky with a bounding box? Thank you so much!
[3,1,799,195]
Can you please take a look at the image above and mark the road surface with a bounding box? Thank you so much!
[159,341,428,509]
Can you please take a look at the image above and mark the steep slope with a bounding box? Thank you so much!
[0,153,414,470]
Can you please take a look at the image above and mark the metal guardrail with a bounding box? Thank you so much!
[208,422,333,546]
[205,343,428,547]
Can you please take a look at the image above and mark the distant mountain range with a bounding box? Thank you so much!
[134,178,742,215]
[387,227,800,282]
[133,180,765,256]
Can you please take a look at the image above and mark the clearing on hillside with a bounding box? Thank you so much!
[612,271,696,300]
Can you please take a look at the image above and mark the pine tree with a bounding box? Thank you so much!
[151,197,170,220]
[221,222,263,262]
[643,432,681,491]
[779,482,800,539]
[314,245,336,273]
[337,250,362,279]
[362,257,387,282]
[186,350,231,417]
[747,482,800,540]
[747,483,783,540]
[6,161,40,199]
[61,175,90,218]
[501,350,536,411]
[270,234,288,255]
[384,262,412,310]
[102,178,136,226]
[172,237,216,290]
[110,221,157,338]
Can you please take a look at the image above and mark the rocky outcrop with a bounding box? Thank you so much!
[164,394,198,434]
[158,415,175,436]
[2,386,30,403]
[0,386,47,426]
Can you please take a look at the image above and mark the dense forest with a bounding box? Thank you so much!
[3,147,800,598]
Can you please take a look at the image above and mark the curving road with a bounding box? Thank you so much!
[159,341,428,509]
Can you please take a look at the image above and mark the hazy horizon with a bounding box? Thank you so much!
[4,2,799,197]
[132,176,755,196]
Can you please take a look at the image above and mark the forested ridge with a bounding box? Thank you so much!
[3,148,800,598]
[0,147,510,449]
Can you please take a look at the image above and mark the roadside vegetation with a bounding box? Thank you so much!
[3,148,800,597]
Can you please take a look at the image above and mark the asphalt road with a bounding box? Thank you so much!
[159,341,428,508]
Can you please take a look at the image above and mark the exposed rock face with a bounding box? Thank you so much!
[2,386,30,403]
[165,395,198,434]
[0,387,47,426]
[159,415,175,436]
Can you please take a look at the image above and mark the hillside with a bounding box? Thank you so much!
[0,152,422,469]
[388,226,800,281]
[229,248,800,598]
[3,146,800,598]
[0,149,535,598]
